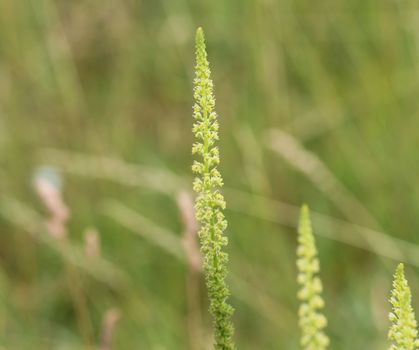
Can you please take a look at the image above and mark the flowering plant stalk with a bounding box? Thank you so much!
[297,205,329,350]
[388,263,419,350]
[191,27,235,350]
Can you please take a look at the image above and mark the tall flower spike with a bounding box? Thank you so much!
[388,263,419,350]
[192,27,235,350]
[297,205,329,350]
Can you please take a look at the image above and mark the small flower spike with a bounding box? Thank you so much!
[297,205,329,350]
[388,263,419,350]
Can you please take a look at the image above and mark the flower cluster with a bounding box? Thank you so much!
[297,205,329,350]
[388,263,419,350]
[192,27,235,350]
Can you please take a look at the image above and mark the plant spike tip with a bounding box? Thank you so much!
[388,263,419,350]
[191,27,235,350]
[297,205,329,350]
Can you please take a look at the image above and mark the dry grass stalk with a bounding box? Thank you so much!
[100,308,121,350]
[34,176,69,240]
[84,227,100,259]
[33,171,94,350]
[177,191,203,350]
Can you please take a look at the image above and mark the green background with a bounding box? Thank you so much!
[1,0,418,349]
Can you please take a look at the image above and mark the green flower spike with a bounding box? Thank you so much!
[388,263,419,350]
[297,205,329,350]
[191,27,235,350]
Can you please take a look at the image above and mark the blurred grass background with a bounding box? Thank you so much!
[1,0,419,349]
